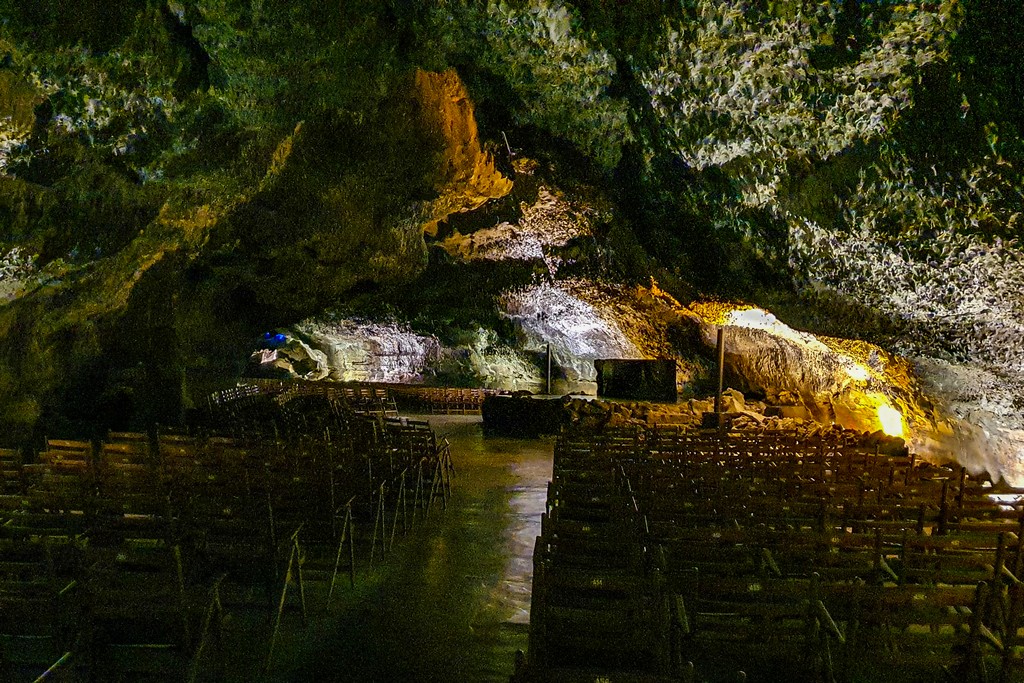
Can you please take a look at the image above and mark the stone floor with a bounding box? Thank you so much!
[259,415,552,682]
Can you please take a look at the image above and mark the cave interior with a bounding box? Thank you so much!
[2,1,1024,681]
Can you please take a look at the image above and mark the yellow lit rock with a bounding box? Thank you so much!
[0,71,40,138]
[877,403,904,437]
[414,70,513,236]
[679,299,936,447]
[845,363,871,382]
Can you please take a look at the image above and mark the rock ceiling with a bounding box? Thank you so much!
[1,1,1022,481]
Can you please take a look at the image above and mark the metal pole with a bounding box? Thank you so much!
[714,327,725,414]
[502,131,513,159]
[546,344,552,395]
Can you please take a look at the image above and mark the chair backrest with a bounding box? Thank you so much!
[0,447,23,494]
[39,438,93,473]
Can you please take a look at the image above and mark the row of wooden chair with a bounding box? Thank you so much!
[2,433,315,680]
[0,395,453,681]
[516,429,680,683]
[390,387,496,415]
[521,426,1024,683]
[218,377,501,416]
[204,381,399,440]
[1,467,227,682]
[379,384,500,415]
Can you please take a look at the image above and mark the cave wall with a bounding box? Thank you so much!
[0,2,469,437]
[1,0,1023,478]
[414,69,513,236]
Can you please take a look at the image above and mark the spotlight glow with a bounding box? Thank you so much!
[877,404,904,437]
[845,363,871,382]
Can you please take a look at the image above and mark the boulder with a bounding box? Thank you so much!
[720,387,745,412]
[765,405,811,420]
[689,398,714,414]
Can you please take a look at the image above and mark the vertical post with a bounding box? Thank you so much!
[546,343,552,395]
[714,327,725,414]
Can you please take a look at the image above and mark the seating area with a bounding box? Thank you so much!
[13,378,1024,682]
[516,426,1024,683]
[214,379,400,424]
[0,385,453,681]
[234,377,501,416]
[387,386,500,415]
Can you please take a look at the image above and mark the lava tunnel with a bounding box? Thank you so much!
[2,2,1024,681]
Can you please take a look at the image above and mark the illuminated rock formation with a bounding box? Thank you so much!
[440,185,592,275]
[0,71,39,170]
[415,69,513,237]
[2,1,1024,485]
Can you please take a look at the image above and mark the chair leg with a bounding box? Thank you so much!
[348,512,356,589]
[370,485,386,565]
[401,471,409,532]
[296,542,306,624]
[328,502,355,604]
[265,537,302,673]
[388,495,400,551]
[426,461,444,515]
[189,578,226,683]
[390,474,407,549]
[413,462,426,518]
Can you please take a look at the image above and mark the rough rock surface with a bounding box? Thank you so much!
[440,184,593,275]
[2,2,1024,483]
[415,70,513,237]
[0,71,39,170]
[913,357,1024,486]
[0,61,453,436]
[499,282,642,385]
[288,320,543,391]
[296,320,441,384]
